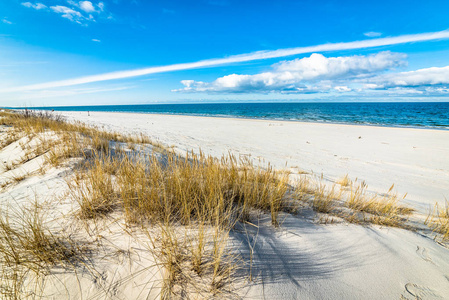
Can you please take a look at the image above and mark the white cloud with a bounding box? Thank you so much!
[79,1,96,13]
[3,30,449,92]
[2,19,13,25]
[92,38,101,42]
[67,1,105,14]
[366,66,449,90]
[22,1,107,25]
[21,2,47,10]
[334,86,352,92]
[273,52,406,79]
[50,5,85,23]
[174,52,406,93]
[364,31,382,38]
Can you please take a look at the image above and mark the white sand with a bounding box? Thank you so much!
[61,111,449,212]
[2,112,449,299]
[0,127,162,299]
[232,214,449,299]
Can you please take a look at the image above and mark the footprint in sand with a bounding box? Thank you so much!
[405,283,442,299]
[416,246,434,264]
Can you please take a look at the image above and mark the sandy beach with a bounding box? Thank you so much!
[4,1,449,298]
[61,111,449,213]
[1,110,449,299]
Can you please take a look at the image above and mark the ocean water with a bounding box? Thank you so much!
[28,102,449,129]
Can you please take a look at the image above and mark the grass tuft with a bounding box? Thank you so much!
[337,174,352,187]
[312,178,338,213]
[345,183,413,228]
[68,153,117,219]
[0,203,88,299]
[425,201,449,241]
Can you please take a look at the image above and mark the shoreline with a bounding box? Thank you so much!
[62,110,449,131]
[6,101,449,131]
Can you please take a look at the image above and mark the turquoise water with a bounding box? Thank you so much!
[25,102,449,129]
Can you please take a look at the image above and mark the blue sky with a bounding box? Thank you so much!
[1,0,449,106]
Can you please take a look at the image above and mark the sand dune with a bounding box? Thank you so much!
[61,111,449,212]
[2,111,449,299]
[231,213,449,299]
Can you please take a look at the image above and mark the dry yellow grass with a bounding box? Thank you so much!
[295,174,413,228]
[0,130,22,151]
[139,222,238,299]
[0,203,89,300]
[337,174,352,187]
[9,109,287,296]
[296,174,312,196]
[10,173,28,184]
[296,175,339,213]
[0,109,161,153]
[0,109,424,298]
[425,201,449,242]
[312,178,338,213]
[111,151,290,227]
[345,183,413,227]
[62,141,289,297]
[68,154,118,219]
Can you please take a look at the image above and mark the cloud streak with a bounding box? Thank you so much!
[364,31,382,38]
[16,86,133,100]
[4,29,449,92]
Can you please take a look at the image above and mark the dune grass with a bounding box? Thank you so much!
[64,135,291,227]
[0,107,290,296]
[425,201,449,242]
[0,202,89,300]
[0,109,157,152]
[68,153,118,219]
[312,177,338,213]
[336,174,352,187]
[10,172,28,184]
[69,149,290,296]
[295,174,413,228]
[0,108,433,298]
[136,221,239,298]
[345,183,413,227]
[0,130,22,151]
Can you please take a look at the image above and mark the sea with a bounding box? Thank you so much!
[25,102,449,130]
